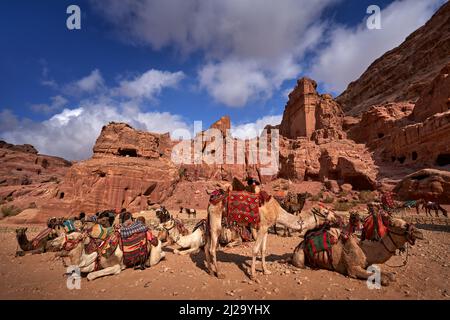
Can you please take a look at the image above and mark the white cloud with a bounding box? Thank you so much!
[114,69,185,100]
[231,115,282,139]
[0,100,190,160]
[31,95,68,114]
[90,0,336,106]
[63,69,105,95]
[310,0,446,93]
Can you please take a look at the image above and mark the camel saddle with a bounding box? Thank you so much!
[361,211,389,241]
[303,228,338,269]
[120,221,148,239]
[89,224,114,240]
[31,227,54,249]
[226,191,262,227]
[120,232,148,267]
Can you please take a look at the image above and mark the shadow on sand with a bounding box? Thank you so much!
[415,223,450,233]
[188,247,292,278]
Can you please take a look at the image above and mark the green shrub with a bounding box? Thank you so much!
[359,190,376,203]
[310,191,323,202]
[6,196,13,202]
[333,201,356,212]
[1,205,21,217]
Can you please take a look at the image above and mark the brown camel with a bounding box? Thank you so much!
[423,201,448,218]
[15,227,59,256]
[291,217,424,285]
[204,189,338,279]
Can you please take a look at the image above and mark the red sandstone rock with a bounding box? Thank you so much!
[337,2,450,116]
[413,63,450,122]
[280,78,345,142]
[394,169,450,203]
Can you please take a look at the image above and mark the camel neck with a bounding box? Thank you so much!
[361,232,406,265]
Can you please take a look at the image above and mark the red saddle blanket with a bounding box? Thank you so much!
[304,229,338,269]
[361,213,388,241]
[227,191,261,227]
[120,232,148,267]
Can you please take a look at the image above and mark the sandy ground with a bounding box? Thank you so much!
[0,210,449,300]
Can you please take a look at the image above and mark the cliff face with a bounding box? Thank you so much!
[337,2,450,116]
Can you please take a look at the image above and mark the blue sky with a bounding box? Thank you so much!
[0,0,445,159]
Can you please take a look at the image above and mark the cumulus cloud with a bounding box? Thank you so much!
[113,69,185,100]
[310,0,446,93]
[89,0,336,107]
[231,115,282,139]
[63,69,105,95]
[1,67,188,160]
[30,95,68,114]
[0,100,190,160]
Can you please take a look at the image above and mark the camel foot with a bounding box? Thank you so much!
[15,251,25,257]
[217,272,226,279]
[174,249,180,255]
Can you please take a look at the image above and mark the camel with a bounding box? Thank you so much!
[274,192,308,237]
[291,217,424,286]
[15,227,62,256]
[423,201,448,218]
[158,219,206,255]
[58,230,165,281]
[204,188,339,279]
[179,207,197,219]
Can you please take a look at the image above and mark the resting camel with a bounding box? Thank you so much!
[57,230,165,281]
[204,188,339,279]
[158,219,206,255]
[291,217,424,286]
[15,227,60,256]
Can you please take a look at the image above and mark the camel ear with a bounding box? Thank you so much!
[24,227,28,232]
[205,189,212,195]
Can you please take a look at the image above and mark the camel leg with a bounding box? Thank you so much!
[224,240,242,249]
[261,229,271,275]
[347,265,392,286]
[250,228,265,279]
[174,247,200,255]
[86,264,121,281]
[210,231,225,279]
[291,243,306,268]
[203,236,213,274]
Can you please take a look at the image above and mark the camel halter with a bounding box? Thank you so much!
[381,224,414,267]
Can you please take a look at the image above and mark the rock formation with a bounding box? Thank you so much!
[280,78,345,143]
[337,2,450,115]
[394,169,450,202]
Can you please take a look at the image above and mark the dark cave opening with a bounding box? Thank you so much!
[118,148,138,157]
[436,153,450,166]
[412,151,418,161]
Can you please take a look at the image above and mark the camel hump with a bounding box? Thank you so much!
[232,177,246,191]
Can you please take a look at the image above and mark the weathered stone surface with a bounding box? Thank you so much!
[394,169,450,203]
[337,2,450,115]
[413,63,450,122]
[374,111,450,167]
[280,78,345,142]
[93,122,173,159]
[348,102,415,144]
[318,141,378,190]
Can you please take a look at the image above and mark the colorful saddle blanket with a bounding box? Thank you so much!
[227,191,261,227]
[303,229,337,269]
[120,221,149,239]
[121,232,148,267]
[63,220,76,233]
[381,191,396,211]
[31,227,53,249]
[361,212,388,241]
[89,224,114,240]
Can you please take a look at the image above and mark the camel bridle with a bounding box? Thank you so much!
[381,224,416,255]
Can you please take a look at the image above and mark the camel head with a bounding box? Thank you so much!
[15,227,27,238]
[47,233,67,251]
[387,218,424,245]
[349,211,363,230]
[156,206,171,223]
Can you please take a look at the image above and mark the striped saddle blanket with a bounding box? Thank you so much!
[120,222,148,239]
[63,220,76,233]
[361,212,388,241]
[89,224,114,240]
[303,229,338,269]
[227,191,261,227]
[31,227,53,249]
[121,232,148,267]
